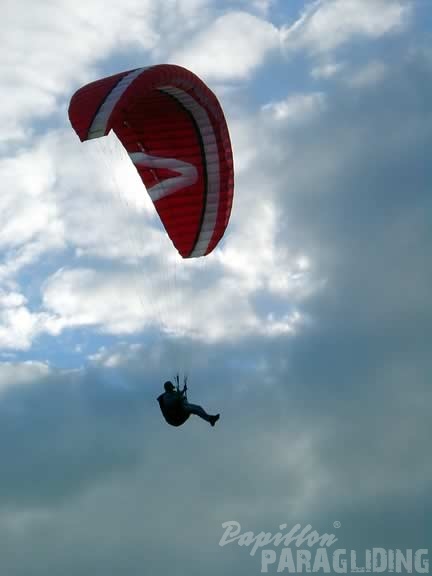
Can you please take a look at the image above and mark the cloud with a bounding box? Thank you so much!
[0,116,321,347]
[0,0,161,147]
[262,92,326,122]
[0,2,427,354]
[0,337,331,525]
[281,0,411,55]
[0,290,58,351]
[0,144,65,275]
[0,305,41,350]
[170,11,280,81]
[311,60,345,79]
[0,1,431,574]
[0,361,50,393]
[41,266,153,334]
[39,249,313,343]
[264,54,432,332]
[0,329,429,575]
[3,0,241,149]
[346,59,388,87]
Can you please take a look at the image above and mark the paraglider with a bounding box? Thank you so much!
[68,64,233,428]
[157,375,220,427]
[68,64,234,258]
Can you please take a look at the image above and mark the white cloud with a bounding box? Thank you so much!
[0,287,64,351]
[0,129,165,282]
[281,0,410,55]
[39,258,310,343]
[35,174,321,343]
[0,361,50,393]
[346,60,388,87]
[261,310,307,336]
[1,0,320,350]
[0,112,322,348]
[217,200,317,300]
[41,267,149,335]
[0,0,161,147]
[0,146,64,259]
[1,0,225,149]
[88,344,137,368]
[311,60,345,79]
[0,0,417,354]
[170,11,280,81]
[0,291,26,309]
[51,131,165,264]
[0,305,44,350]
[262,92,326,122]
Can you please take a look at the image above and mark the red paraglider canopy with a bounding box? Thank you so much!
[68,64,234,258]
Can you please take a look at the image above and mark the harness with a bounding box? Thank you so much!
[157,377,190,427]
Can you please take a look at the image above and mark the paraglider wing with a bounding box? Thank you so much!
[68,65,234,258]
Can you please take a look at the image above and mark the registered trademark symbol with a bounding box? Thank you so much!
[333,521,341,529]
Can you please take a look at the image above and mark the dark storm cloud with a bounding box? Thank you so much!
[270,48,432,331]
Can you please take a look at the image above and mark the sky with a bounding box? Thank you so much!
[1,0,432,574]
